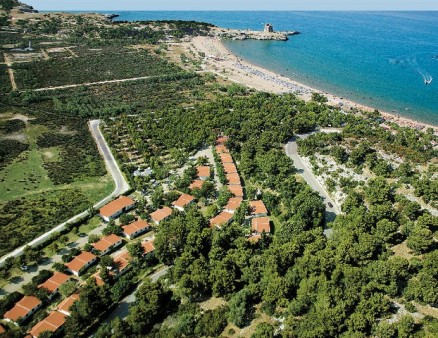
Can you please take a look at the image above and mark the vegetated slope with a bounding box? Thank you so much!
[13,49,182,89]
[0,109,111,256]
[90,93,438,338]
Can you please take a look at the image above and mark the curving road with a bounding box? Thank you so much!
[89,119,130,197]
[0,120,129,268]
[285,133,341,236]
[95,266,169,332]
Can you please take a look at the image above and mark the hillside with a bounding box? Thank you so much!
[0,2,437,338]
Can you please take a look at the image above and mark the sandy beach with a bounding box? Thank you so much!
[186,35,438,133]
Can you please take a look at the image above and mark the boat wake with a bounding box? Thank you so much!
[389,55,434,85]
[419,71,433,85]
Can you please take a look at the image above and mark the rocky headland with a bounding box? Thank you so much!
[211,27,299,41]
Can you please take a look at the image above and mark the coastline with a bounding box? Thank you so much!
[187,36,438,133]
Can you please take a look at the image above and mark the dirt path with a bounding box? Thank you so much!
[31,73,188,92]
[65,47,78,57]
[40,49,50,60]
[3,53,17,91]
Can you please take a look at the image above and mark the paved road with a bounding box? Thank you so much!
[0,224,106,298]
[0,120,129,268]
[89,120,130,196]
[99,266,169,326]
[285,133,341,236]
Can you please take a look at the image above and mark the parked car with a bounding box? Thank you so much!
[20,265,30,272]
[328,202,333,208]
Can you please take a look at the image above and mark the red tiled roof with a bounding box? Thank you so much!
[251,217,271,233]
[216,136,229,145]
[196,166,211,178]
[57,294,79,315]
[249,200,268,215]
[114,251,131,272]
[215,145,229,154]
[4,296,41,322]
[0,324,5,334]
[29,311,66,337]
[225,197,243,212]
[65,251,96,273]
[226,173,241,185]
[92,234,122,253]
[220,153,233,164]
[223,163,237,174]
[172,194,195,209]
[150,206,173,223]
[142,240,155,254]
[210,211,233,228]
[38,272,70,293]
[99,196,135,218]
[93,272,105,286]
[123,219,150,236]
[189,179,204,190]
[227,184,244,197]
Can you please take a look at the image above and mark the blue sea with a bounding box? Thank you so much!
[81,11,438,125]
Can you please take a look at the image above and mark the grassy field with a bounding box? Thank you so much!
[0,112,114,202]
[0,110,114,256]
[0,144,113,202]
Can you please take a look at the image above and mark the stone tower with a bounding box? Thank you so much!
[264,23,274,33]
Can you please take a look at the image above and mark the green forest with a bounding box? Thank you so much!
[90,93,437,337]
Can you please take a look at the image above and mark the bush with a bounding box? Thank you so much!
[251,322,275,338]
[31,269,53,285]
[194,306,229,337]
[0,291,23,316]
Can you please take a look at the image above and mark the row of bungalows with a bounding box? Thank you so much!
[3,272,74,327]
[3,196,138,335]
[249,200,271,241]
[150,206,173,225]
[172,193,195,212]
[3,296,42,324]
[189,179,204,190]
[29,311,66,338]
[92,234,123,255]
[65,251,98,276]
[99,196,136,222]
[93,240,155,286]
[212,136,272,239]
[28,294,80,337]
[57,294,80,316]
[216,138,244,199]
[196,166,211,181]
[122,218,150,240]
[150,193,196,226]
[38,272,72,299]
[210,136,242,229]
[189,165,211,191]
[93,250,132,286]
[224,197,243,214]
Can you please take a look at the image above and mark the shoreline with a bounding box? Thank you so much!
[187,36,438,133]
